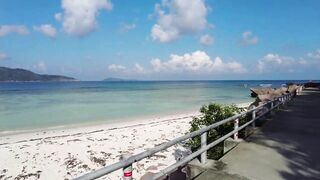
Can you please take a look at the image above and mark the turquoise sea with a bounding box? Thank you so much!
[0,80,306,132]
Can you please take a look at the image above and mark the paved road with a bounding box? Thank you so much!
[196,88,320,180]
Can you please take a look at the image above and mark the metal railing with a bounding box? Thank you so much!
[75,92,295,180]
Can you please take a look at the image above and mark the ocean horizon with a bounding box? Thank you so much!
[0,80,307,132]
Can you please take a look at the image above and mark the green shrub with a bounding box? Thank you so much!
[188,103,248,160]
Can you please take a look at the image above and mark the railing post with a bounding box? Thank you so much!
[277,97,280,110]
[298,88,301,95]
[121,154,133,180]
[270,101,274,116]
[200,129,207,164]
[233,118,239,140]
[252,110,256,128]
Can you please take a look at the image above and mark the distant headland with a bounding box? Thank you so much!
[0,66,76,82]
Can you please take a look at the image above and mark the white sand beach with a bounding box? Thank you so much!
[0,112,199,180]
[0,103,251,180]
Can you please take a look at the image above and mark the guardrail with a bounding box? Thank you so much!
[75,92,295,180]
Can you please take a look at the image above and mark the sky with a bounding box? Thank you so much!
[0,0,320,80]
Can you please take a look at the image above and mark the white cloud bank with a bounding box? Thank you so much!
[199,34,213,46]
[151,51,247,73]
[0,53,10,61]
[33,61,47,73]
[307,49,320,59]
[119,23,136,33]
[257,53,295,73]
[0,25,29,37]
[108,64,127,72]
[108,63,145,74]
[151,0,208,43]
[33,24,57,38]
[257,50,320,74]
[56,0,113,37]
[240,31,258,45]
[133,63,144,73]
[107,51,246,76]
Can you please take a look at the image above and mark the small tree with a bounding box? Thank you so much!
[188,103,246,160]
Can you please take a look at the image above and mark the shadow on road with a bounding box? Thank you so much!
[248,88,320,180]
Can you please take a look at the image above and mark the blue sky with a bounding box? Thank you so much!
[0,0,319,80]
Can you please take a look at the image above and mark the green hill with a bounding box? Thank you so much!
[0,67,76,82]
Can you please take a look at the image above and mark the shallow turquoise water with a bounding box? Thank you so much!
[0,80,304,131]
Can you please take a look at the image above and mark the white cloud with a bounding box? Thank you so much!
[298,58,307,65]
[151,0,208,43]
[150,51,247,73]
[105,51,247,76]
[108,63,146,74]
[54,13,62,21]
[256,51,320,74]
[33,61,47,73]
[108,64,127,72]
[240,31,258,45]
[0,53,10,61]
[199,34,213,46]
[57,0,113,37]
[307,49,320,59]
[257,53,294,73]
[119,23,136,33]
[262,54,283,64]
[33,24,57,38]
[134,63,144,73]
[0,25,29,37]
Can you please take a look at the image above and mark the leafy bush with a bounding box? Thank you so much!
[188,103,248,160]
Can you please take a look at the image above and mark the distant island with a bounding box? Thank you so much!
[0,66,76,82]
[103,77,137,82]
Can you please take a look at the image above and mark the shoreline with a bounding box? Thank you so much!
[0,109,200,138]
[0,110,201,144]
[0,101,251,138]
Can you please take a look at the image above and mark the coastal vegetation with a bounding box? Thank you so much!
[188,103,249,160]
